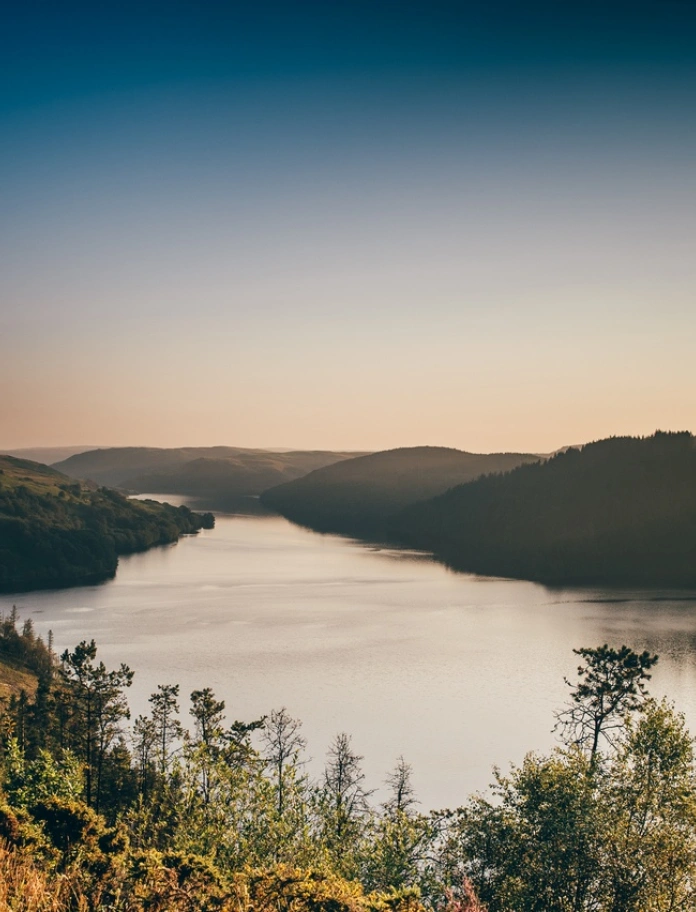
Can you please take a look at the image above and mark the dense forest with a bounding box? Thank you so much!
[0,610,694,911]
[264,432,696,588]
[393,431,696,587]
[260,447,539,537]
[0,456,214,593]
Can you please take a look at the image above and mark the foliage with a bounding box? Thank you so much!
[261,448,537,538]
[59,640,134,813]
[0,455,214,593]
[0,607,53,679]
[1,627,696,911]
[394,431,696,586]
[446,749,602,911]
[601,700,696,911]
[2,739,83,808]
[555,644,658,758]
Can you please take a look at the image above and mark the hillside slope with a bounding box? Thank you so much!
[0,610,44,703]
[0,456,214,593]
[5,445,99,465]
[393,431,696,587]
[53,446,368,502]
[261,446,540,536]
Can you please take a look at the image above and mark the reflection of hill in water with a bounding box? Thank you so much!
[6,513,696,809]
[0,457,213,593]
[190,495,278,516]
[134,492,277,516]
[551,592,696,676]
[395,432,696,588]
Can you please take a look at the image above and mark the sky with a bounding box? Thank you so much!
[2,0,695,453]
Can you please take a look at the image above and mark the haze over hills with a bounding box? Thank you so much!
[52,447,369,507]
[4,445,100,465]
[8,435,696,588]
[0,455,213,593]
[261,446,541,536]
[392,431,696,587]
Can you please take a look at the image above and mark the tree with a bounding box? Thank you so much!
[149,684,183,775]
[384,756,417,816]
[3,737,83,808]
[555,644,658,759]
[59,640,133,812]
[189,688,226,806]
[602,700,696,911]
[324,733,371,826]
[132,714,157,798]
[362,755,429,893]
[190,688,225,750]
[262,707,306,816]
[447,750,603,912]
[320,732,374,876]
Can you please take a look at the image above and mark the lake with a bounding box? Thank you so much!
[3,509,696,810]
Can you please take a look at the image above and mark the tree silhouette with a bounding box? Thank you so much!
[555,644,658,759]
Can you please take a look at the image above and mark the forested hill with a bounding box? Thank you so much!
[261,446,540,536]
[393,431,696,587]
[52,446,369,506]
[0,455,214,593]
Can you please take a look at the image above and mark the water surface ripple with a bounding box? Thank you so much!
[4,513,696,809]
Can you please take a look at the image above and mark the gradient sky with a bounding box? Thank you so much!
[2,0,695,452]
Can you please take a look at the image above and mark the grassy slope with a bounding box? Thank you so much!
[0,455,213,593]
[0,456,80,495]
[0,659,37,702]
[261,446,540,536]
[53,447,370,499]
[393,432,696,587]
[0,607,45,703]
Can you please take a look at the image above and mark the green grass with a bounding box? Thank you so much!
[0,455,83,498]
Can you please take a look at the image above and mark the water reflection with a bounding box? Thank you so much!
[2,513,696,810]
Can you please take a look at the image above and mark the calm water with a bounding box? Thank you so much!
[4,510,696,810]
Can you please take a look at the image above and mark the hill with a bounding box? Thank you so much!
[392,431,696,587]
[260,446,540,536]
[4,445,99,465]
[0,455,214,593]
[0,660,38,703]
[53,447,368,505]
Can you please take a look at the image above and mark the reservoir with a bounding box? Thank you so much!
[3,510,696,810]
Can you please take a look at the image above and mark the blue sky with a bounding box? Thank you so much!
[2,1,695,451]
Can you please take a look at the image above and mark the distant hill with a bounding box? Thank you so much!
[0,455,214,593]
[52,447,368,504]
[3,446,100,465]
[260,446,540,536]
[392,431,696,587]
